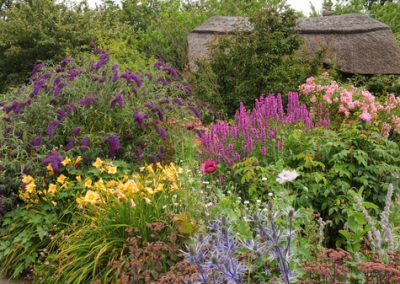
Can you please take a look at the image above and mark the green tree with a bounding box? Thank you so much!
[0,0,97,92]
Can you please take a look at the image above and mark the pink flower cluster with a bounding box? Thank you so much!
[299,76,400,137]
[201,93,329,168]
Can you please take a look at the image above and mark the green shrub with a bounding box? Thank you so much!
[193,7,323,115]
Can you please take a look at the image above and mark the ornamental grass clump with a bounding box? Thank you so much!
[201,92,329,170]
[0,47,200,213]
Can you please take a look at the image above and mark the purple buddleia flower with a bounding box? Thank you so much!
[39,73,51,80]
[104,134,121,159]
[158,78,169,85]
[152,108,164,121]
[173,98,184,106]
[110,93,124,109]
[80,94,97,107]
[189,106,202,119]
[133,112,148,126]
[144,102,155,109]
[112,64,119,82]
[55,66,65,73]
[158,145,165,161]
[42,150,63,174]
[31,63,43,77]
[67,69,80,81]
[163,66,178,78]
[144,73,152,80]
[29,136,42,147]
[47,119,60,136]
[60,57,72,67]
[31,82,42,97]
[154,59,164,70]
[63,137,75,151]
[159,98,170,104]
[155,124,167,140]
[66,102,77,113]
[57,107,66,121]
[120,72,142,88]
[95,52,108,70]
[134,147,143,161]
[71,127,81,136]
[81,136,89,151]
[3,127,12,138]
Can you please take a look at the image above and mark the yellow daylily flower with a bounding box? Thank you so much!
[57,175,67,184]
[171,182,179,191]
[93,158,103,169]
[146,164,154,174]
[85,178,92,188]
[106,180,118,188]
[83,190,100,204]
[22,175,34,184]
[48,183,57,196]
[124,180,139,193]
[61,157,71,166]
[75,156,83,165]
[76,176,82,182]
[107,166,117,174]
[26,182,36,193]
[94,179,105,190]
[47,164,54,176]
[143,197,151,204]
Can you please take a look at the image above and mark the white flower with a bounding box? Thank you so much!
[244,200,250,205]
[261,177,267,181]
[268,192,273,197]
[276,170,299,184]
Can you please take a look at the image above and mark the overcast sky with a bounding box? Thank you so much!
[85,0,325,16]
[287,0,324,16]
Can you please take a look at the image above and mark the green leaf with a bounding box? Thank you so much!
[362,201,379,210]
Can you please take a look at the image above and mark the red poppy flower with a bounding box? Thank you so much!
[201,160,217,174]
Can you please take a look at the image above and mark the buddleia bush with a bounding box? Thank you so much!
[0,47,200,214]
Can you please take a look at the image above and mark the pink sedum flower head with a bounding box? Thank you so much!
[201,160,217,174]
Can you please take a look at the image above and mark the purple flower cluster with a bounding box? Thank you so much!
[29,136,42,147]
[201,93,329,167]
[112,64,119,82]
[104,134,121,159]
[47,119,60,136]
[120,72,142,88]
[95,52,108,70]
[110,93,124,109]
[80,93,97,107]
[53,77,66,96]
[42,150,63,174]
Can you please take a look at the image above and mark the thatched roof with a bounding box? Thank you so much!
[187,13,400,74]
